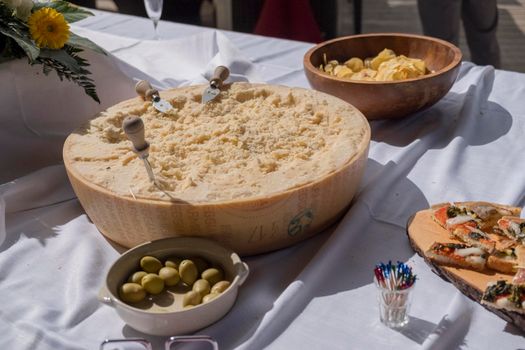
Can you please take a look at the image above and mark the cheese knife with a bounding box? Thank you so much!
[122,115,161,188]
[202,66,230,104]
[135,80,173,113]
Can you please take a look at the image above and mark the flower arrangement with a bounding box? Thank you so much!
[0,0,105,102]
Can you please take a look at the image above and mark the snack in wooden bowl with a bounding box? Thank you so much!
[318,48,429,82]
[303,33,462,120]
[407,201,525,331]
[63,83,370,255]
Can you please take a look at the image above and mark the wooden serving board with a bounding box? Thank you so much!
[407,208,525,332]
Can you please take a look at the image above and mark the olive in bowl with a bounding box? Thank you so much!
[98,237,249,336]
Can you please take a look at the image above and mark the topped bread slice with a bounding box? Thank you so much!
[432,202,521,232]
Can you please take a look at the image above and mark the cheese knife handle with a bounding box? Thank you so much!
[210,66,230,89]
[122,115,149,154]
[135,80,158,101]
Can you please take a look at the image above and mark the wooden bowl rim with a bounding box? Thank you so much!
[63,85,371,208]
[303,32,463,85]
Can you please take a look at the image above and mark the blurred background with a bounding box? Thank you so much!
[72,0,525,73]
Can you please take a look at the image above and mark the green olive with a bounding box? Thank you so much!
[191,257,209,273]
[128,271,148,284]
[210,280,230,294]
[141,273,165,294]
[179,260,198,286]
[201,267,224,286]
[119,283,146,303]
[140,256,162,273]
[202,293,220,303]
[192,279,211,298]
[182,290,202,307]
[159,266,180,286]
[165,257,182,269]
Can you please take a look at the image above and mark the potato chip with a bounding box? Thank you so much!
[344,57,364,72]
[334,65,353,78]
[318,49,427,82]
[370,48,396,70]
[351,68,377,81]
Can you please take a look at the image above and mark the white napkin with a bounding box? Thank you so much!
[71,26,264,89]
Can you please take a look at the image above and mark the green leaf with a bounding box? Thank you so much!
[33,51,101,103]
[0,26,39,61]
[33,1,94,23]
[67,33,106,55]
[39,48,83,74]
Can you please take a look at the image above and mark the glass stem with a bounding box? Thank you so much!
[153,19,159,40]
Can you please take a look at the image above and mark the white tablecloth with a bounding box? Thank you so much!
[1,9,524,350]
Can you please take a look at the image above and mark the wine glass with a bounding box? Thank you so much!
[144,0,163,39]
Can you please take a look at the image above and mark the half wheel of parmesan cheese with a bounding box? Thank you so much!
[63,83,370,255]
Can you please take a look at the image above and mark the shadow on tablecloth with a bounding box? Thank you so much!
[370,66,512,149]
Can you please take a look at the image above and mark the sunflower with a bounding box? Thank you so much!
[28,8,70,50]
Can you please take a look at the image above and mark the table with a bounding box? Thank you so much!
[1,9,524,350]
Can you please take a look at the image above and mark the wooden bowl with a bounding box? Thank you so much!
[303,33,462,120]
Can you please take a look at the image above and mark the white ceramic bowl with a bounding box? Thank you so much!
[98,237,249,336]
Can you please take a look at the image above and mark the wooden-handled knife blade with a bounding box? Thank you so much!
[135,80,173,113]
[202,66,230,104]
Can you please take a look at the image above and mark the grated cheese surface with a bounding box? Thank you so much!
[66,83,369,203]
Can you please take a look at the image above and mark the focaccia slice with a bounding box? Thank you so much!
[463,202,520,231]
[495,216,525,245]
[425,242,487,271]
[432,202,520,232]
[481,280,525,314]
[487,248,518,274]
[431,203,480,231]
[451,225,496,253]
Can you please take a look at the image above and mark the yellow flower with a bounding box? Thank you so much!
[28,8,70,50]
